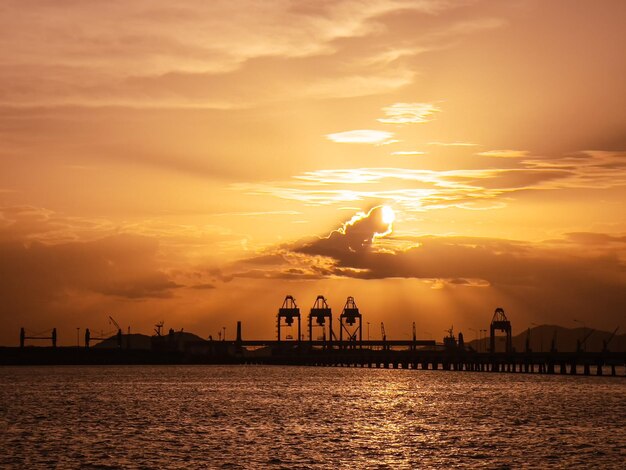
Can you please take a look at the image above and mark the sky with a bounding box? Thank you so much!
[0,0,624,345]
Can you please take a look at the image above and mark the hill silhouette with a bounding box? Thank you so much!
[466,325,624,353]
[91,325,624,353]
[93,331,205,350]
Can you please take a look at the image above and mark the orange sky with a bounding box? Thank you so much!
[1,0,625,345]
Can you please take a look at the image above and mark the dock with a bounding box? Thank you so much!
[4,295,624,376]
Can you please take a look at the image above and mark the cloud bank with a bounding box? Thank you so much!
[231,208,626,326]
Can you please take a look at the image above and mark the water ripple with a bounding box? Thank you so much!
[0,366,624,469]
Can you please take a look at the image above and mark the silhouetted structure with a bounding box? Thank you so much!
[277,295,301,343]
[7,301,625,377]
[443,326,457,350]
[550,330,558,353]
[525,328,532,353]
[236,321,242,343]
[576,328,594,353]
[490,308,512,353]
[381,322,388,350]
[339,296,362,349]
[85,328,122,349]
[308,295,333,347]
[602,327,619,352]
[20,327,56,348]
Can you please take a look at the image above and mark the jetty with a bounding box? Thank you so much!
[3,295,624,377]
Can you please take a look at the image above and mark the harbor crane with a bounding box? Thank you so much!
[576,328,594,353]
[154,321,165,336]
[85,315,123,348]
[525,328,532,353]
[109,316,121,331]
[308,295,333,347]
[277,295,301,343]
[602,327,619,353]
[339,296,362,349]
[490,308,512,353]
[550,330,558,353]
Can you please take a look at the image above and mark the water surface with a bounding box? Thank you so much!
[1,366,624,468]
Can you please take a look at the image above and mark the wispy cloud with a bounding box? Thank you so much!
[0,1,474,108]
[428,141,478,147]
[234,151,626,212]
[0,204,245,258]
[522,150,626,189]
[293,168,473,186]
[477,149,529,158]
[391,151,425,156]
[325,130,394,144]
[235,167,502,211]
[213,210,301,217]
[378,102,440,124]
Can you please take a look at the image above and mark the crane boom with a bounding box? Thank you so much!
[577,328,595,353]
[607,327,619,344]
[108,316,121,331]
[602,327,619,352]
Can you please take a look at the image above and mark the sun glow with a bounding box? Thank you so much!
[381,205,395,225]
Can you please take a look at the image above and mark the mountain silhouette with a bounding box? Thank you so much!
[466,325,624,353]
[93,331,205,350]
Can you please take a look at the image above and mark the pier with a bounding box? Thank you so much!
[4,296,625,376]
[2,341,625,377]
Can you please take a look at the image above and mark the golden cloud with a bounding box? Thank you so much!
[378,102,440,124]
[325,130,395,144]
[477,149,529,158]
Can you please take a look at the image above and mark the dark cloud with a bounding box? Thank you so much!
[189,283,216,290]
[299,206,391,257]
[233,209,626,326]
[0,234,180,307]
[0,205,230,345]
[243,253,289,266]
[298,224,624,293]
[229,207,393,280]
[563,232,626,245]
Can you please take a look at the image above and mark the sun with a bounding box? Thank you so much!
[381,205,395,225]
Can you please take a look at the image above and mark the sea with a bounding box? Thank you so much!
[1,365,625,469]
